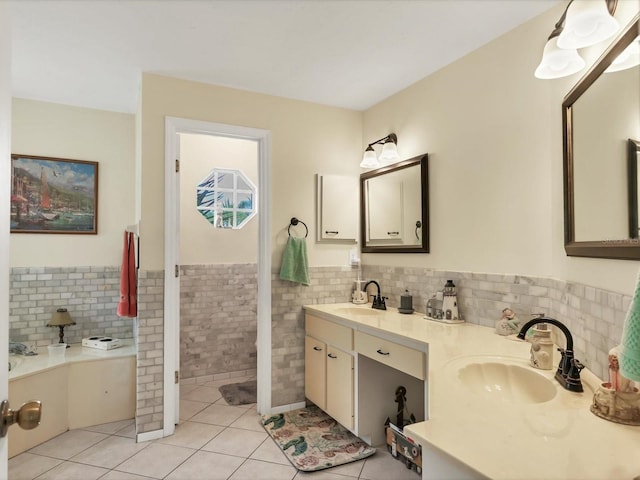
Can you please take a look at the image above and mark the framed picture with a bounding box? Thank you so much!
[11,154,98,234]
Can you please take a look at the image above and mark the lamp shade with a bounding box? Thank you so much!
[378,139,400,164]
[557,0,620,50]
[360,146,379,168]
[606,37,640,73]
[48,308,75,327]
[535,37,586,79]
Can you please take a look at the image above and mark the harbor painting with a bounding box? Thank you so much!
[11,154,98,234]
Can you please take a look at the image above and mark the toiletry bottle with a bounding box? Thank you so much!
[399,289,414,314]
[530,324,553,370]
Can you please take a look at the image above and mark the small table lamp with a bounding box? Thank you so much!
[48,308,75,347]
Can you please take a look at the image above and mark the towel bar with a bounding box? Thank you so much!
[288,217,308,238]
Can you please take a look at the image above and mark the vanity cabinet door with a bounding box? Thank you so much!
[305,335,327,410]
[317,174,358,242]
[326,346,354,430]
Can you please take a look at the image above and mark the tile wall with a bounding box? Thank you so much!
[9,267,134,346]
[179,263,258,380]
[361,265,630,381]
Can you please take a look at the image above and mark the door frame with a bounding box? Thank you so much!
[164,117,271,436]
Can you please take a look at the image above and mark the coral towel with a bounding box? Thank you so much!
[117,231,137,318]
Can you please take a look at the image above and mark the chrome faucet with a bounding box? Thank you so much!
[517,316,584,392]
[363,280,387,310]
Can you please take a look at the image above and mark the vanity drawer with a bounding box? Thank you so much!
[354,331,425,380]
[306,314,353,351]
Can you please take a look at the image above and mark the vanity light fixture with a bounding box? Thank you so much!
[360,133,399,168]
[557,0,619,50]
[535,0,619,80]
[605,36,640,72]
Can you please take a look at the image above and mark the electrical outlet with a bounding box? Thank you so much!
[349,248,360,266]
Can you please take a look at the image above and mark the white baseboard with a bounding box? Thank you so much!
[136,429,164,443]
[268,401,306,415]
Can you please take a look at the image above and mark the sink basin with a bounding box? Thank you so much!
[333,307,382,317]
[453,358,557,404]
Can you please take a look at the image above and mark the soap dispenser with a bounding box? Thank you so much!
[529,323,554,370]
[398,289,414,314]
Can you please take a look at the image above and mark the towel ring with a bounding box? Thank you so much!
[288,217,308,238]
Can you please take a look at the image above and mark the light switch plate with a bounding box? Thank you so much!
[349,248,360,266]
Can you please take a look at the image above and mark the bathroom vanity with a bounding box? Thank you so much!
[304,303,640,480]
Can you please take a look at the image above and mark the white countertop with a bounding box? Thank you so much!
[304,303,640,480]
[9,340,136,381]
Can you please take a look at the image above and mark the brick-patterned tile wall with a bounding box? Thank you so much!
[135,270,164,434]
[9,266,134,346]
[180,263,257,380]
[271,266,359,408]
[361,265,630,381]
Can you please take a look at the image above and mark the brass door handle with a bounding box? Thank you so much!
[1,400,42,438]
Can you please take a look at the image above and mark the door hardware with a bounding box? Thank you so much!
[1,399,42,438]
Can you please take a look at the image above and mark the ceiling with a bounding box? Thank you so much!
[10,0,559,114]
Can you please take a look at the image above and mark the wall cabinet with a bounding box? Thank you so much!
[316,174,358,242]
[305,315,354,429]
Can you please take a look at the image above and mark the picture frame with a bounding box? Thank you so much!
[11,154,98,234]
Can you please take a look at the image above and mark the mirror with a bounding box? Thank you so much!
[629,139,640,238]
[563,13,640,259]
[360,153,428,253]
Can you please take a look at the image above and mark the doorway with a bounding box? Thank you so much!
[164,118,271,437]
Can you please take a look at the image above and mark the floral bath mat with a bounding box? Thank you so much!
[261,405,376,472]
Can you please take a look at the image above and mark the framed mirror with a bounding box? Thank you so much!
[563,13,640,260]
[629,139,640,239]
[360,153,428,253]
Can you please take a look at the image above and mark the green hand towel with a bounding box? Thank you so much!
[280,236,310,286]
[620,270,640,381]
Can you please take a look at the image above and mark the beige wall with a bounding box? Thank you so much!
[10,99,136,267]
[362,4,640,295]
[179,133,258,264]
[139,73,363,270]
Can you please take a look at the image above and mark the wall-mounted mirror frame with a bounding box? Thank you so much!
[360,153,429,253]
[563,13,640,260]
[629,139,640,239]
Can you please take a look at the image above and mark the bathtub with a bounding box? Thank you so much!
[8,341,136,458]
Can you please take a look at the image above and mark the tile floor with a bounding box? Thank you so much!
[9,376,418,480]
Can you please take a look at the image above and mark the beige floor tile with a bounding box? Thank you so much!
[179,383,200,396]
[181,385,222,403]
[293,469,360,479]
[98,471,154,480]
[34,461,109,480]
[28,430,108,460]
[114,422,137,439]
[359,450,416,480]
[190,404,246,426]
[201,427,267,457]
[179,399,210,421]
[323,458,366,477]
[70,435,150,468]
[229,409,264,432]
[8,453,62,480]
[228,458,297,480]
[82,419,135,435]
[249,438,291,465]
[115,442,195,479]
[155,421,224,449]
[165,451,244,480]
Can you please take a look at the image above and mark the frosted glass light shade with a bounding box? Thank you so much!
[557,0,620,50]
[535,37,586,79]
[378,140,400,164]
[360,148,379,168]
[606,38,640,73]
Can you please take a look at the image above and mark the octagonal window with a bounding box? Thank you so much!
[196,168,257,229]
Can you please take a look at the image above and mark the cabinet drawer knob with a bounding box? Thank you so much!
[313,346,323,352]
[376,349,390,356]
[327,353,338,359]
